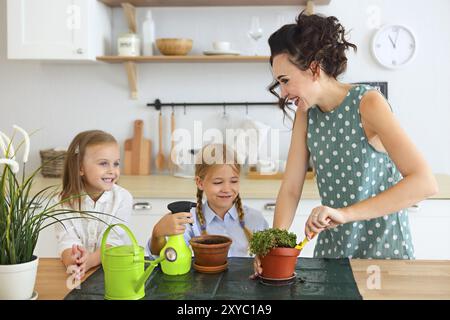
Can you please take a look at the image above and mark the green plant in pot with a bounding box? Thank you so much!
[0,125,109,300]
[249,228,299,279]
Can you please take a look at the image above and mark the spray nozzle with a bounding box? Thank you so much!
[167,201,196,226]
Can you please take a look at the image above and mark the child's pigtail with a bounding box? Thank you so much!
[196,188,207,235]
[235,194,252,242]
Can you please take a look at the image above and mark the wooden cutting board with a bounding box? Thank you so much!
[123,120,152,175]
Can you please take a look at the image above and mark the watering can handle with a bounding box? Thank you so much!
[101,223,139,262]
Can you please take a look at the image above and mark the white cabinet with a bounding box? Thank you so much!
[33,197,450,259]
[408,200,450,260]
[7,0,111,60]
[128,198,176,248]
[34,223,59,258]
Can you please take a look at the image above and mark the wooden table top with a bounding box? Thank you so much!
[35,258,450,300]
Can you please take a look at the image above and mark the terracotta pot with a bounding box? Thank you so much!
[260,247,300,279]
[189,235,232,267]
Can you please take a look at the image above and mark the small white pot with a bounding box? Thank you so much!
[0,256,39,300]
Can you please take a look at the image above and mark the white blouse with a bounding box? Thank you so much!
[54,184,133,255]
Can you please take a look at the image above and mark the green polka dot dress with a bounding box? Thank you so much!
[307,85,415,260]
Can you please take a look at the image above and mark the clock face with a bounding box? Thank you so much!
[372,25,417,69]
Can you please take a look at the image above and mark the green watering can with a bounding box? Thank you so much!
[159,201,195,275]
[101,223,164,300]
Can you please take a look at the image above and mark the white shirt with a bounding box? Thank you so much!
[54,184,133,256]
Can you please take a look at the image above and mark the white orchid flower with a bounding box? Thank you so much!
[0,158,20,174]
[0,134,7,157]
[13,125,30,163]
[0,131,15,159]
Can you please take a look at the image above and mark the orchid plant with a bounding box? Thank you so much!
[0,125,112,265]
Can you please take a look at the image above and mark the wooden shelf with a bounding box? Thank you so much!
[97,55,269,99]
[100,0,331,7]
[97,55,269,63]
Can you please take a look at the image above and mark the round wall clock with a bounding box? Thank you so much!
[371,24,417,69]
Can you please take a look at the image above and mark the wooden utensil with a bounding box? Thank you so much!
[155,112,165,172]
[168,110,176,173]
[123,120,151,175]
[123,139,132,174]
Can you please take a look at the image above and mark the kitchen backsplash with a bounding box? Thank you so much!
[0,0,449,174]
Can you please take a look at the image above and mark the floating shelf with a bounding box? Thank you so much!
[97,55,270,99]
[97,55,269,63]
[99,0,331,7]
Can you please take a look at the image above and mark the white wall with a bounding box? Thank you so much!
[0,0,449,174]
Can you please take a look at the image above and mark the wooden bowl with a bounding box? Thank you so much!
[156,38,193,56]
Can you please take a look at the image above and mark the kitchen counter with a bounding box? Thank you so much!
[30,174,450,199]
[34,258,450,300]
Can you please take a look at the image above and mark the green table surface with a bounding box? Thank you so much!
[65,257,362,300]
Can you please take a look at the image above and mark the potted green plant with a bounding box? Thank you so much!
[0,125,106,300]
[249,228,300,279]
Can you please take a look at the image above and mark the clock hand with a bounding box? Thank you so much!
[388,35,396,49]
[394,28,400,47]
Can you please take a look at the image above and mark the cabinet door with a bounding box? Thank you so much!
[128,199,177,248]
[7,0,88,59]
[408,200,450,260]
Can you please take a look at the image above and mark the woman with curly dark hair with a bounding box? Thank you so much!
[254,12,438,274]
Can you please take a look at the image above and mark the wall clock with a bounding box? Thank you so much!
[371,24,417,69]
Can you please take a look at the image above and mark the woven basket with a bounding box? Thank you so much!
[39,149,67,177]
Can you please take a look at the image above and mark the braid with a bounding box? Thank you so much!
[196,188,207,235]
[234,194,253,243]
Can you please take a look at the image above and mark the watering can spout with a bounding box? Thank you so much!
[134,256,165,293]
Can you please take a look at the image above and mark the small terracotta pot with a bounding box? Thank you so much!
[260,247,300,279]
[189,235,232,267]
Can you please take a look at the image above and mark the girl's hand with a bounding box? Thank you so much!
[250,255,263,280]
[74,245,89,278]
[70,244,80,265]
[154,212,193,238]
[305,206,347,239]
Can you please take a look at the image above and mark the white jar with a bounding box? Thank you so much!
[117,33,141,56]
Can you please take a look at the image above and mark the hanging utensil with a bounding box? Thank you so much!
[168,107,176,174]
[155,111,165,172]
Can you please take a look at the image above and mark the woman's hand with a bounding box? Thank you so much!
[305,206,348,239]
[153,212,193,238]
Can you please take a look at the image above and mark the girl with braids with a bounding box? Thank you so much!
[149,144,268,257]
[254,11,437,275]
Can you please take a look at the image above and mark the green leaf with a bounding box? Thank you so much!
[249,228,297,257]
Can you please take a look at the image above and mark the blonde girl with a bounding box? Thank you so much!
[54,130,132,278]
[149,144,268,257]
